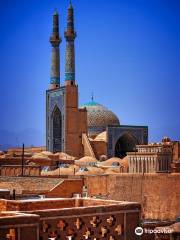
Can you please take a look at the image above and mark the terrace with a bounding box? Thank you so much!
[0,198,141,240]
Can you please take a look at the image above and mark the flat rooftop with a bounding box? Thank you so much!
[0,198,141,212]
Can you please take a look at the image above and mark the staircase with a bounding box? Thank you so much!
[82,133,96,158]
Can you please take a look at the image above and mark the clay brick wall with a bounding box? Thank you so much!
[0,157,56,167]
[0,199,141,240]
[0,165,40,177]
[0,190,10,199]
[28,200,141,240]
[173,142,180,161]
[0,199,75,211]
[0,157,29,166]
[84,173,180,221]
[0,213,39,240]
[65,85,87,158]
[0,177,61,194]
[90,140,107,159]
[7,147,45,154]
[45,179,83,198]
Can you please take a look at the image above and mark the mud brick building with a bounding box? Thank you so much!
[84,173,180,221]
[0,177,83,198]
[127,138,180,173]
[0,198,141,240]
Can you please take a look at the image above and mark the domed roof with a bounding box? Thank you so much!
[82,101,120,132]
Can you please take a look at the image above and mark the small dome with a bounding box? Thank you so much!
[81,101,120,136]
[162,137,171,143]
[75,156,98,166]
[76,166,104,175]
[41,165,79,176]
[54,152,76,160]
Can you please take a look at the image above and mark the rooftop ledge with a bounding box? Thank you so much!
[0,197,141,213]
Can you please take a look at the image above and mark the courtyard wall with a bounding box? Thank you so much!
[84,173,180,221]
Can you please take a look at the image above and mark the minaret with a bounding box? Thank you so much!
[50,11,62,89]
[64,1,76,85]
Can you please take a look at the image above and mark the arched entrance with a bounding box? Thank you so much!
[52,106,62,153]
[115,133,138,158]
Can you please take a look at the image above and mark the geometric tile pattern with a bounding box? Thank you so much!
[82,101,120,136]
[65,3,76,82]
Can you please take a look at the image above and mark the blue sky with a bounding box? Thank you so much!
[0,0,179,147]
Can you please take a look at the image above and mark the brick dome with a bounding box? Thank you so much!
[81,101,120,136]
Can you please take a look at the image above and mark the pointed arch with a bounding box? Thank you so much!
[52,105,62,153]
[115,133,139,158]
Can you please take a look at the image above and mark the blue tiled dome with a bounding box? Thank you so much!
[81,101,120,136]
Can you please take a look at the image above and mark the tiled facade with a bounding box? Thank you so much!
[46,5,87,157]
[46,3,149,159]
[81,101,120,137]
[107,125,148,158]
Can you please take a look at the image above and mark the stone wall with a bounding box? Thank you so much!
[84,173,180,221]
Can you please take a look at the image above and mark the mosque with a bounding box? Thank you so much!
[46,2,148,159]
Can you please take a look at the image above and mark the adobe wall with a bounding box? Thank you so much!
[90,140,107,159]
[0,198,141,240]
[45,179,83,198]
[173,142,180,161]
[84,173,180,221]
[0,190,10,200]
[0,177,61,195]
[65,84,87,158]
[0,199,75,211]
[0,157,55,167]
[7,147,45,154]
[0,166,40,177]
[0,213,39,240]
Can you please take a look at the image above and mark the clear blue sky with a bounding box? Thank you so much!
[0,0,179,147]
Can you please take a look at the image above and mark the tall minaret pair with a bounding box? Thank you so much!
[50,2,76,89]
